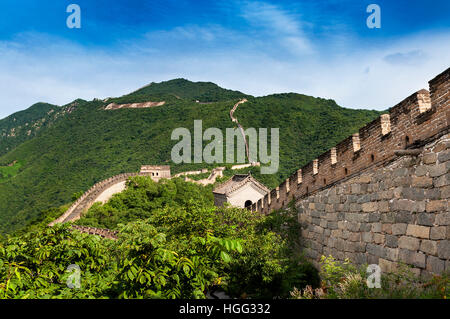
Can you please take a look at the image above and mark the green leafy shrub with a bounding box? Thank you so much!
[291,255,450,299]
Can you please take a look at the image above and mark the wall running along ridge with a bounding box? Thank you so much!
[250,67,449,275]
[49,172,141,226]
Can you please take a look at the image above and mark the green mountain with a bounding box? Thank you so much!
[0,100,86,157]
[123,78,249,103]
[0,80,381,233]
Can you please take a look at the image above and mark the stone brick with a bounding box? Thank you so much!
[349,232,360,242]
[406,225,430,239]
[368,212,381,222]
[426,256,445,273]
[436,212,450,226]
[393,168,409,177]
[429,163,447,177]
[356,194,371,204]
[372,222,382,233]
[434,141,450,152]
[401,188,425,201]
[344,241,356,252]
[417,213,435,226]
[391,199,424,212]
[420,240,438,256]
[395,211,414,224]
[381,212,395,224]
[374,233,385,244]
[379,258,397,273]
[358,175,372,184]
[426,200,447,212]
[315,203,326,211]
[347,222,361,232]
[382,223,393,234]
[385,235,398,248]
[399,249,426,268]
[331,229,342,238]
[430,226,447,240]
[351,184,361,194]
[415,165,428,176]
[360,223,372,232]
[386,247,399,261]
[398,236,420,251]
[341,230,350,240]
[355,242,366,253]
[392,223,407,235]
[424,188,441,200]
[362,202,378,212]
[438,150,450,162]
[354,253,367,264]
[437,240,450,259]
[366,244,386,258]
[328,221,338,230]
[434,173,450,187]
[378,201,389,212]
[411,176,433,188]
[423,153,437,164]
[413,252,426,268]
[441,186,450,198]
[367,254,379,265]
[336,239,345,251]
[337,221,346,230]
[362,232,373,243]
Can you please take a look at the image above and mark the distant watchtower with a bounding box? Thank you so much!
[140,165,171,181]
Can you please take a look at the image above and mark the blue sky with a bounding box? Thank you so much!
[0,0,449,118]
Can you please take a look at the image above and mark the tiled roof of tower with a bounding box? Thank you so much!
[213,174,270,195]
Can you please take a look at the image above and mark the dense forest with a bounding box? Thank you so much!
[0,177,320,299]
[0,79,381,233]
[1,177,447,299]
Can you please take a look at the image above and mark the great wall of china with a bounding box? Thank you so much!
[52,68,449,276]
[249,67,449,276]
[49,163,258,226]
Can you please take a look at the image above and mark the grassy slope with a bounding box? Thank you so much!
[0,81,381,233]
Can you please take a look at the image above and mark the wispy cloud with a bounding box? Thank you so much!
[383,50,428,66]
[239,1,314,56]
[0,1,449,119]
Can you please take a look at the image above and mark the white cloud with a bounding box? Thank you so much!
[383,50,428,66]
[0,12,449,119]
[239,1,314,56]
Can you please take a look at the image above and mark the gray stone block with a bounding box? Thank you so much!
[437,240,450,259]
[385,235,399,248]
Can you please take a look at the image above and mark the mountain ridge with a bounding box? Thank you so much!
[0,79,381,233]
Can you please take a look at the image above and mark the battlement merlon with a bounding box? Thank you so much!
[251,67,449,213]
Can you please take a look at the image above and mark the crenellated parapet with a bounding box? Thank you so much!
[252,67,449,214]
[49,172,143,225]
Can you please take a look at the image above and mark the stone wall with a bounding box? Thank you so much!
[251,67,449,275]
[297,132,449,276]
[49,172,141,225]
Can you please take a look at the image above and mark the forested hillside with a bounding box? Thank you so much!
[0,79,381,233]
